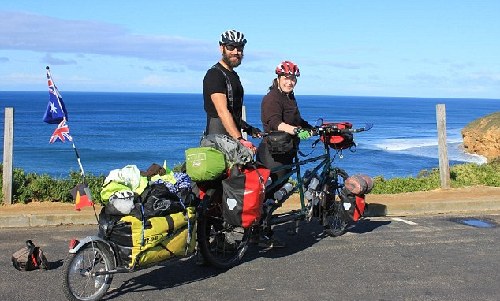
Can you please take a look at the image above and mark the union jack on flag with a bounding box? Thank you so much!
[49,119,73,143]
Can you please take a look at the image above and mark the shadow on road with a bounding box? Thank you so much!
[349,218,392,234]
[103,257,222,300]
[101,217,391,300]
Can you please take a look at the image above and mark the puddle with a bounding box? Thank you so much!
[450,218,496,228]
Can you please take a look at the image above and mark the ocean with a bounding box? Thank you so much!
[1,91,499,179]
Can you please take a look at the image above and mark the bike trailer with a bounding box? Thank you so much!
[99,207,197,268]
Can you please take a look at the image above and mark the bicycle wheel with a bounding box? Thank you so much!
[325,200,349,237]
[197,194,249,269]
[62,241,115,301]
[322,173,350,237]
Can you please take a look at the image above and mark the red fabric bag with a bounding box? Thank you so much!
[341,188,367,222]
[222,164,271,228]
[353,195,366,222]
[320,122,355,150]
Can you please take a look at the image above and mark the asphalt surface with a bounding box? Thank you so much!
[1,214,499,301]
[1,186,500,228]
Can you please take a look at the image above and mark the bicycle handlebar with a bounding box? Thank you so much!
[256,122,373,138]
[314,122,373,135]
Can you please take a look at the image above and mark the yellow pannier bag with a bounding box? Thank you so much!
[120,207,197,268]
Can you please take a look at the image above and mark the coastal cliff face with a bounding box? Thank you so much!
[461,112,500,162]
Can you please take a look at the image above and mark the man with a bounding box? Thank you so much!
[202,29,260,151]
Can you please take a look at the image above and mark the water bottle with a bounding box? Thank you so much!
[309,177,320,190]
[304,177,320,200]
[274,183,294,201]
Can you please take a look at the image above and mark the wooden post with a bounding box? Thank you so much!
[3,107,14,205]
[436,104,450,189]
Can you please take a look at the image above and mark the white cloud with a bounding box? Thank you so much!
[0,11,214,64]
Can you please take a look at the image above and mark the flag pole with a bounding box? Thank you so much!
[45,66,95,211]
[70,131,86,183]
[45,66,86,183]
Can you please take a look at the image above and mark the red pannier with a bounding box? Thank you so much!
[222,164,271,228]
[341,174,374,222]
[320,122,355,150]
[340,189,366,222]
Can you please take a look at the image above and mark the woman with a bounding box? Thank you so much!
[253,60,313,249]
[257,60,313,185]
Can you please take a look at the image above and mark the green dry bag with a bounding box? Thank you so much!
[185,147,226,181]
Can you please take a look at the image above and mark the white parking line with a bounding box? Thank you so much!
[391,217,418,225]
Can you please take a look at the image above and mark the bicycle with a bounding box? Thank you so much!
[196,120,372,268]
[61,121,371,300]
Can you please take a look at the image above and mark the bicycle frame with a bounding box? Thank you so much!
[264,137,343,226]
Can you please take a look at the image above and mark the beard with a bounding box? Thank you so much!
[222,48,243,68]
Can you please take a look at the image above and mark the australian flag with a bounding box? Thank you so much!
[43,66,68,124]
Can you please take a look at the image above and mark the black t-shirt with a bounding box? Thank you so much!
[203,63,244,126]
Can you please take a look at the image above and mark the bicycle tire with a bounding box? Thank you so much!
[322,173,350,237]
[197,194,249,269]
[62,241,115,301]
[325,200,349,237]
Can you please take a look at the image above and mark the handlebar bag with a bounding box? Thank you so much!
[185,147,226,181]
[321,122,355,150]
[222,164,271,228]
[266,131,297,155]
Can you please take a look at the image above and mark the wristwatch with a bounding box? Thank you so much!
[293,127,300,135]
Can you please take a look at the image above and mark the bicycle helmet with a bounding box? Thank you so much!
[275,60,300,77]
[219,29,247,46]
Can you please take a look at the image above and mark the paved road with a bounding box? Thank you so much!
[1,213,499,301]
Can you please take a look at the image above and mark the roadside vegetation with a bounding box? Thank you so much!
[371,158,499,194]
[1,160,499,205]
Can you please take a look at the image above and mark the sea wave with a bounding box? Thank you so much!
[369,138,487,164]
[370,136,463,151]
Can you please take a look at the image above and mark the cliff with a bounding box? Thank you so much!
[461,111,500,162]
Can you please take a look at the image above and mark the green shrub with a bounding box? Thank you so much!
[1,160,499,204]
[1,165,105,205]
[372,161,499,194]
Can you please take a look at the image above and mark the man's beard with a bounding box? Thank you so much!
[222,49,243,68]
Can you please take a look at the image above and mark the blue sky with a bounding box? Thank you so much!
[1,1,499,98]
